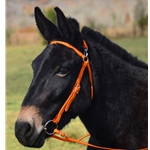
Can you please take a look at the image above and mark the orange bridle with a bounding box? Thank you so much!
[43,40,148,150]
[50,40,93,125]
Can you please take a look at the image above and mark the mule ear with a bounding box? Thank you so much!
[34,7,61,42]
[54,7,74,40]
[68,18,80,31]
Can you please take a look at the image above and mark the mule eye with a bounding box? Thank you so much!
[56,68,69,77]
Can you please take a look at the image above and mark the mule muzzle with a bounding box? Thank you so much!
[15,119,45,148]
[14,106,45,147]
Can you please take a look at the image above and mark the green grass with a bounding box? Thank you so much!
[6,37,148,150]
[6,45,44,111]
[112,36,148,63]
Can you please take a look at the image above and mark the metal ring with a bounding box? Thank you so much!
[44,120,58,135]
[83,56,88,62]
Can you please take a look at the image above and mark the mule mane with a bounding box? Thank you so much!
[82,26,148,70]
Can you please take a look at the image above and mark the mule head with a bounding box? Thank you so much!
[15,7,91,148]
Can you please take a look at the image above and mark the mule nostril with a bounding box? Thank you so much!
[24,122,33,138]
[15,120,34,141]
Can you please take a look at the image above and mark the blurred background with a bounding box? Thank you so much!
[6,0,148,45]
[6,0,148,150]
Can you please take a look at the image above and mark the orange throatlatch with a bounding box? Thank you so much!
[43,40,148,150]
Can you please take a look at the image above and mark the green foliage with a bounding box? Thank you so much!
[138,14,148,29]
[42,7,56,44]
[6,28,14,45]
[134,0,148,36]
[45,7,56,24]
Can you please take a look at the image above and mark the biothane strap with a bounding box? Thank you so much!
[50,40,93,124]
[51,129,148,150]
[46,40,147,150]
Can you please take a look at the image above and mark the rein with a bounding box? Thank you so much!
[43,40,148,150]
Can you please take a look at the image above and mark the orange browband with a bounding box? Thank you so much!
[44,40,147,150]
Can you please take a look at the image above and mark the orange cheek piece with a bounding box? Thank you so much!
[50,40,93,125]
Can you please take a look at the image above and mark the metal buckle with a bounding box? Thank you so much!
[83,48,89,61]
[74,85,81,94]
[84,48,88,57]
[44,120,58,135]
